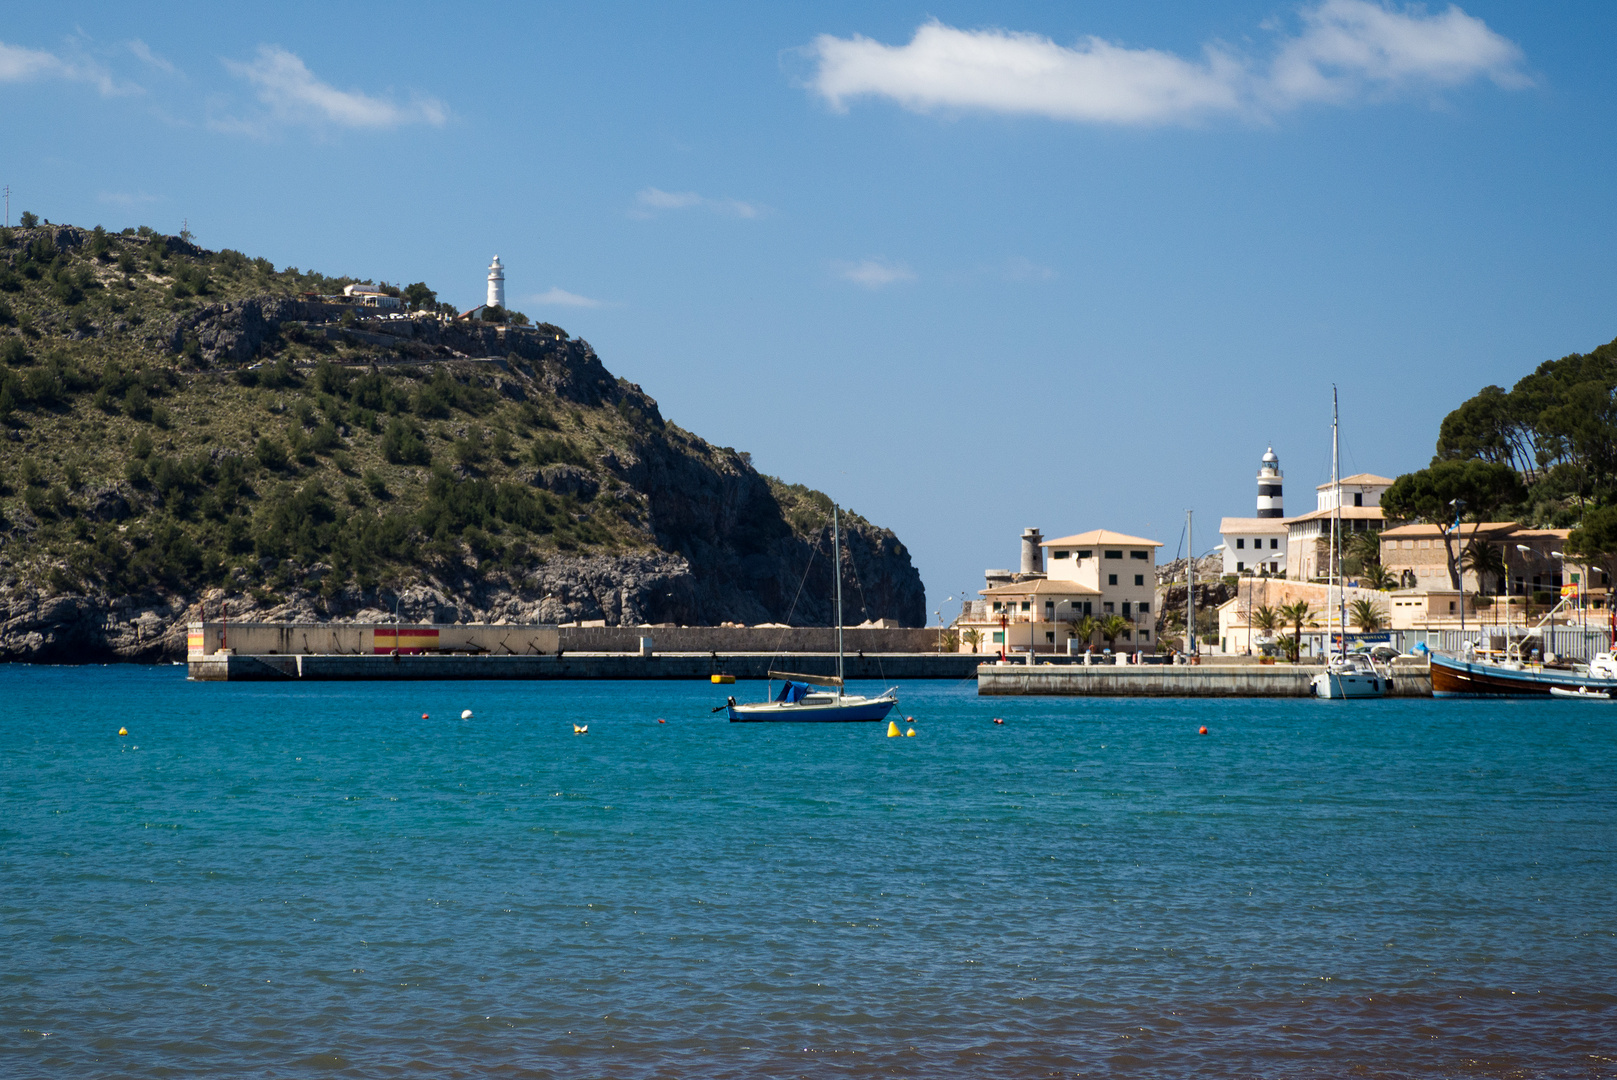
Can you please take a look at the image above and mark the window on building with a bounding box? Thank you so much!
[1134,574,1145,586]
[1103,602,1114,613]
[1237,561,1245,572]
[992,602,1002,612]
[1122,601,1132,616]
[1236,538,1245,549]
[1403,540,1414,549]
[1108,574,1118,586]
[1045,631,1054,643]
[1139,629,1149,640]
[1020,601,1031,611]
[1354,492,1363,506]
[1044,601,1055,615]
[1138,602,1149,614]
[1121,629,1132,640]
[1105,550,1123,559]
[1082,601,1093,615]
[1449,601,1456,612]
[1270,538,1279,549]
[992,631,1004,643]
[1131,550,1149,560]
[1270,562,1279,573]
[1077,550,1092,558]
[1052,550,1070,559]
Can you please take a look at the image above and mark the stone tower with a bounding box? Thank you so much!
[486,255,505,310]
[1256,446,1283,518]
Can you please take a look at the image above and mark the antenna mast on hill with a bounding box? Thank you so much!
[3,186,9,228]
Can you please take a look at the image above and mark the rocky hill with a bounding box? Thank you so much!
[0,222,924,659]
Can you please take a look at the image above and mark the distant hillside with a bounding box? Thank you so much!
[0,222,924,659]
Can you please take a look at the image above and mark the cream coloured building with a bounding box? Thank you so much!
[1285,473,1394,581]
[957,528,1163,655]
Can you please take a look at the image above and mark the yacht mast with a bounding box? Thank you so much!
[833,505,845,689]
[1333,386,1344,661]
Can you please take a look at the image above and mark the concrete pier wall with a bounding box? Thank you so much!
[188,652,981,682]
[186,622,947,658]
[977,662,1432,697]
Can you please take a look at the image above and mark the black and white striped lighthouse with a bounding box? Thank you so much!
[1256,447,1283,518]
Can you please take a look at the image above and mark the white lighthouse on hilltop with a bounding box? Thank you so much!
[1256,446,1283,518]
[486,255,505,310]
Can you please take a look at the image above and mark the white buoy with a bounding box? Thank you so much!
[461,709,474,720]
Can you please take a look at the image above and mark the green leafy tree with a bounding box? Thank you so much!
[1251,604,1282,636]
[18,212,38,228]
[402,282,437,311]
[1381,460,1528,588]
[1066,614,1099,652]
[1567,504,1617,590]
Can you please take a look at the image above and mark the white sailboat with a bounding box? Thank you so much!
[725,505,899,722]
[1312,387,1388,699]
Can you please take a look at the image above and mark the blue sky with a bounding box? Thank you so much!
[5,2,1616,619]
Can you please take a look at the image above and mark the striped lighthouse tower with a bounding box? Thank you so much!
[1256,446,1283,518]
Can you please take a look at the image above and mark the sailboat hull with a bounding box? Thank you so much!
[727,695,897,722]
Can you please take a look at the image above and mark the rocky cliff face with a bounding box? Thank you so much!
[0,231,925,660]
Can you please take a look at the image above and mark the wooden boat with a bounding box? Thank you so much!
[1429,649,1617,698]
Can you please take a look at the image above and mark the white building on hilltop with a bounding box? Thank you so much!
[1220,447,1289,577]
[487,255,505,309]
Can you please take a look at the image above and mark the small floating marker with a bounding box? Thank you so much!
[573,723,588,735]
[422,713,429,720]
[993,718,1004,725]
[658,718,666,724]
[887,720,902,737]
[1198,726,1209,735]
[117,727,128,736]
[461,709,474,720]
[710,674,735,684]
[905,727,916,737]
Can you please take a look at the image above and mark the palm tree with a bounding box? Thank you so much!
[1067,614,1099,653]
[1100,613,1132,651]
[961,628,983,653]
[1359,562,1399,592]
[1251,604,1282,637]
[1344,530,1382,575]
[1461,539,1507,596]
[1349,597,1386,632]
[1279,600,1315,661]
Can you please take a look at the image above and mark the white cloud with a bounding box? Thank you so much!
[0,39,128,96]
[805,1,1527,126]
[98,191,161,206]
[837,258,915,289]
[532,287,603,308]
[127,39,176,76]
[632,187,762,219]
[222,45,447,130]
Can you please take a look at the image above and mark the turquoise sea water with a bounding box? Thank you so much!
[2,667,1615,1078]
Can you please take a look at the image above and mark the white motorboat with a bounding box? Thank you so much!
[1549,685,1614,701]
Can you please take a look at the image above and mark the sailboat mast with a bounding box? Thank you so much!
[833,505,845,687]
[1333,386,1344,661]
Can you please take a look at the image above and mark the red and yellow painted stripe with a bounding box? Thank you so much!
[374,627,440,654]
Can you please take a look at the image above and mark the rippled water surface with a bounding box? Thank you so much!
[2,666,1615,1078]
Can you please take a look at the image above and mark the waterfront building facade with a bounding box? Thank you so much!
[957,528,1162,654]
[1284,473,1394,581]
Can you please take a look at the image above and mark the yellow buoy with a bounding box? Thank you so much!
[710,674,735,684]
[887,720,901,737]
[906,727,916,737]
[117,727,128,736]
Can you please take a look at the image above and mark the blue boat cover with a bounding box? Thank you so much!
[775,681,810,703]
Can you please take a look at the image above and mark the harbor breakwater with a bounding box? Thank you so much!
[978,660,1432,697]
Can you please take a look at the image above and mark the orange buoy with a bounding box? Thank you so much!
[658,718,666,724]
[422,713,429,720]
[993,718,1004,725]
[1198,726,1208,735]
